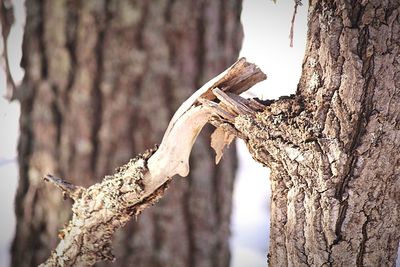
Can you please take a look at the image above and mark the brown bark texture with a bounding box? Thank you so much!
[231,1,400,266]
[12,0,243,266]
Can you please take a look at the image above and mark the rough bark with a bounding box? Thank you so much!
[12,1,243,266]
[231,1,400,266]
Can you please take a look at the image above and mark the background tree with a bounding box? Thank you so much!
[10,0,243,266]
[232,1,399,265]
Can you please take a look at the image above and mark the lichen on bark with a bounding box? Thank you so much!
[42,150,166,267]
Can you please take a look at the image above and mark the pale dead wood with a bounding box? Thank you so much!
[40,58,266,267]
[213,88,256,116]
[210,127,235,164]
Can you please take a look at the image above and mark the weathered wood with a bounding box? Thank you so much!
[39,59,266,267]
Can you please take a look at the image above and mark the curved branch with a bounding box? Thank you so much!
[40,58,266,267]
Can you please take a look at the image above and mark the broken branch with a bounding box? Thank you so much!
[40,58,266,267]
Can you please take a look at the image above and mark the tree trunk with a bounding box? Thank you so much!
[233,1,400,266]
[12,1,242,266]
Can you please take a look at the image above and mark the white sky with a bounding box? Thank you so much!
[0,1,308,266]
[240,0,307,100]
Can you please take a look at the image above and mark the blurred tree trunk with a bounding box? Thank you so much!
[12,0,242,266]
[234,1,400,266]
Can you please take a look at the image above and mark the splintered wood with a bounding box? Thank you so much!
[40,58,266,267]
